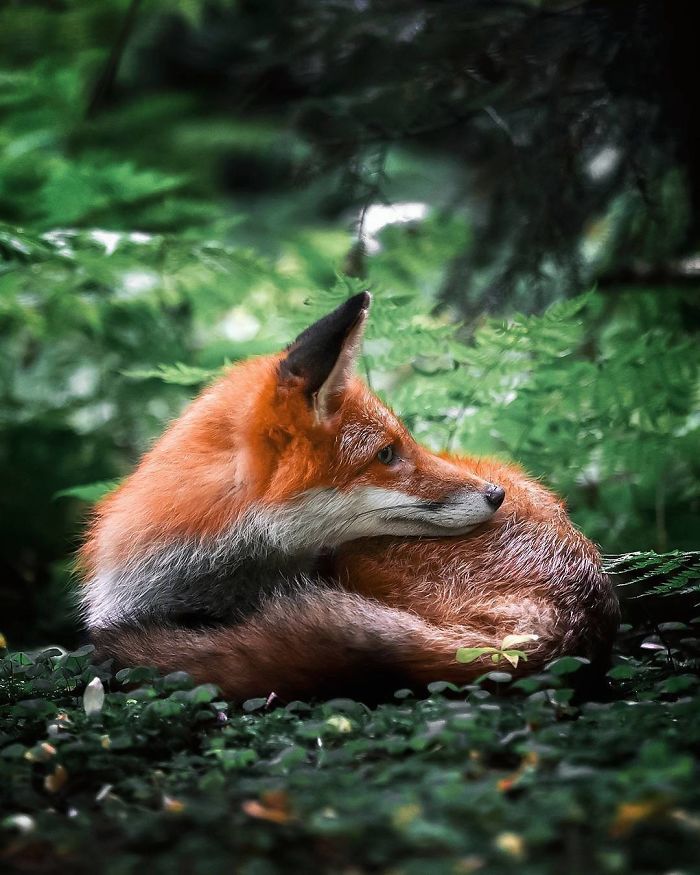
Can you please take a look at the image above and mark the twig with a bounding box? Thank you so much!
[86,0,143,119]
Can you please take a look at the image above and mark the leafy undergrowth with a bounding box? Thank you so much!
[1,621,700,875]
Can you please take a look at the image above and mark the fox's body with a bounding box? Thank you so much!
[336,454,614,679]
[81,294,618,700]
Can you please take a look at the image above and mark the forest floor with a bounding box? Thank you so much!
[2,611,700,874]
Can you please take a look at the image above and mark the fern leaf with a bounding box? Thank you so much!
[121,363,224,386]
[54,480,121,502]
[603,551,700,600]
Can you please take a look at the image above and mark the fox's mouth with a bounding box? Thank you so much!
[390,491,504,533]
[386,517,487,537]
[381,500,500,536]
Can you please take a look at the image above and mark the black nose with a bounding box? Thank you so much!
[485,484,505,509]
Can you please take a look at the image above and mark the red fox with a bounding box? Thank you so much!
[81,292,619,701]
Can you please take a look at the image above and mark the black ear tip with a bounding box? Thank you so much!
[281,290,371,389]
[348,290,371,315]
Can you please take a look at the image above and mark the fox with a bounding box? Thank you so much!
[80,292,619,701]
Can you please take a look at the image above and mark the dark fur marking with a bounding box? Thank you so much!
[279,292,369,397]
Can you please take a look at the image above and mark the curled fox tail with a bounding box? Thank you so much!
[82,294,617,701]
[91,586,549,702]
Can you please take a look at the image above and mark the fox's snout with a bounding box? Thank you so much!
[484,483,506,509]
[329,479,504,543]
[448,482,506,515]
[411,481,506,533]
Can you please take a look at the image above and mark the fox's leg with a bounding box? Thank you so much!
[90,586,546,702]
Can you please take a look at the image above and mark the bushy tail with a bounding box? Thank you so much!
[91,588,546,702]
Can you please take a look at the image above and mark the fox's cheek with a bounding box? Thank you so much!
[369,458,403,476]
[355,463,408,492]
[265,427,293,453]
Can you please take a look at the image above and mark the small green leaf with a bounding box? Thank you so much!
[501,649,528,668]
[122,363,223,386]
[456,647,494,664]
[606,663,643,680]
[482,671,513,684]
[162,671,194,691]
[242,697,268,712]
[657,675,698,694]
[546,656,590,676]
[212,748,258,770]
[116,666,159,685]
[54,481,120,502]
[144,699,183,718]
[186,684,220,704]
[427,681,460,694]
[501,634,539,649]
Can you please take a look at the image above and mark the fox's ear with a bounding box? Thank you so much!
[280,291,371,420]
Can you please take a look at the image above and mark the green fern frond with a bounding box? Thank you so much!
[54,480,121,502]
[603,551,700,599]
[121,363,225,386]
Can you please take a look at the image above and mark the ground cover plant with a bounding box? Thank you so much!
[2,0,699,649]
[2,572,700,875]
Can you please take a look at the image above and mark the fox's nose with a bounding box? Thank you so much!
[484,484,505,510]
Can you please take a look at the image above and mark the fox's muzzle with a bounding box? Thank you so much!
[484,483,506,509]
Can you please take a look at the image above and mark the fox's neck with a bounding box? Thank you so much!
[83,504,325,629]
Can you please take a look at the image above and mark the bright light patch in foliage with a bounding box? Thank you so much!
[83,676,105,716]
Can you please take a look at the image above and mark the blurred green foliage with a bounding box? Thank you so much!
[1,0,699,648]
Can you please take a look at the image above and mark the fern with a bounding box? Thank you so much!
[122,363,225,386]
[54,481,121,503]
[604,551,700,599]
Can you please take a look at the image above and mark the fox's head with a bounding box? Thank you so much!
[85,293,505,586]
[259,291,505,543]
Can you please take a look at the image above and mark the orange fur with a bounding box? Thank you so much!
[334,455,617,671]
[82,297,619,701]
[81,366,491,576]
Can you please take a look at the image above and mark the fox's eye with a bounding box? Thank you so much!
[377,445,395,465]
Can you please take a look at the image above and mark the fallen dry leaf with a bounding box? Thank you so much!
[163,795,186,814]
[609,798,668,838]
[44,764,68,794]
[242,789,294,824]
[497,750,539,792]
